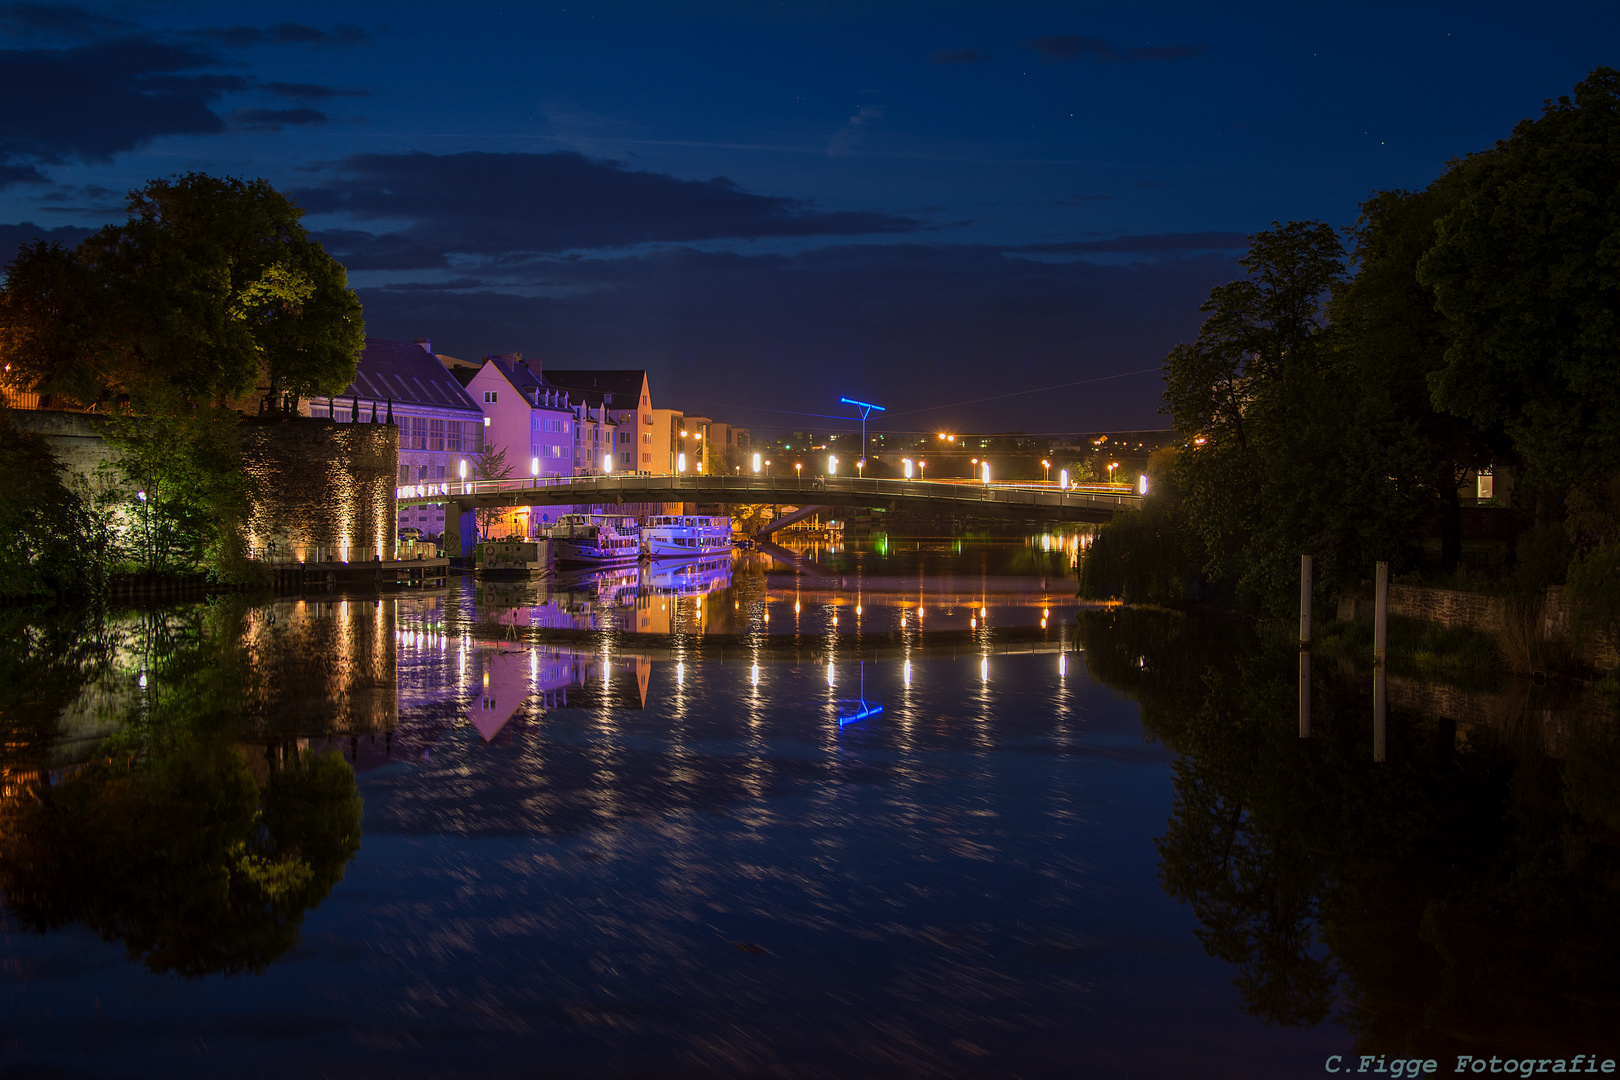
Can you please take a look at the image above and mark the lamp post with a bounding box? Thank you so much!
[903,458,912,479]
[1042,459,1051,483]
[136,489,150,569]
[829,455,838,476]
[857,458,865,479]
[795,462,802,488]
[918,460,926,480]
[839,397,886,474]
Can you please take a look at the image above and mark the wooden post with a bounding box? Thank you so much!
[1373,561,1389,663]
[1373,663,1387,762]
[1299,554,1313,645]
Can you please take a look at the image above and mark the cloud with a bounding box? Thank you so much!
[929,48,992,64]
[293,151,920,266]
[828,105,882,157]
[0,38,243,182]
[192,22,369,48]
[230,106,327,131]
[1017,231,1249,254]
[261,81,368,100]
[0,220,97,266]
[1028,35,1208,64]
[351,243,1237,435]
[0,2,131,41]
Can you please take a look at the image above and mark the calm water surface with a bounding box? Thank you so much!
[3,536,1615,1078]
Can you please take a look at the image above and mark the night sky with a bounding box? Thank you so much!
[2,2,1615,438]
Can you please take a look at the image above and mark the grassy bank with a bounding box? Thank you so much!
[1312,614,1504,691]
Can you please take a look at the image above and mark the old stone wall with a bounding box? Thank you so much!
[240,417,398,563]
[9,409,120,478]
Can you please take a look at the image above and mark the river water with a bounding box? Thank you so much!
[3,536,1616,1078]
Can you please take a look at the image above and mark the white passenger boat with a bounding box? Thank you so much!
[641,514,733,559]
[546,514,642,565]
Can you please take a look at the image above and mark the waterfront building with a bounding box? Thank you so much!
[649,408,683,473]
[542,370,652,474]
[305,337,483,539]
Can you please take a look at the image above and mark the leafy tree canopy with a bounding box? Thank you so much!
[1,173,364,410]
[1419,67,1620,491]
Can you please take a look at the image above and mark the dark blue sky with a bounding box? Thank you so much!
[2,2,1615,436]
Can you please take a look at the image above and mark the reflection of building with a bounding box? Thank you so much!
[241,598,398,737]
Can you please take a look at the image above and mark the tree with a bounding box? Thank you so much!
[472,444,515,538]
[1,173,363,412]
[1419,67,1620,493]
[1325,178,1502,570]
[0,412,99,596]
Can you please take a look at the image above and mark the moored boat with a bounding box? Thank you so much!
[641,514,733,559]
[547,514,642,565]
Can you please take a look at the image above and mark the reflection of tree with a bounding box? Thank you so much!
[1077,608,1620,1055]
[0,599,363,977]
[0,745,360,977]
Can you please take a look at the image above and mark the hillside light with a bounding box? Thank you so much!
[752,451,761,473]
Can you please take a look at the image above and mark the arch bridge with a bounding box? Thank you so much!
[398,474,1139,552]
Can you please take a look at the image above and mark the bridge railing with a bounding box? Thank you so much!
[395,473,1142,511]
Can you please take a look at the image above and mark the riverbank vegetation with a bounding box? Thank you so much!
[1080,67,1620,671]
[0,174,364,597]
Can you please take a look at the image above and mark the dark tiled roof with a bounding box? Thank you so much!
[542,369,647,407]
[334,338,482,414]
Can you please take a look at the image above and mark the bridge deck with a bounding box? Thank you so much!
[397,474,1138,524]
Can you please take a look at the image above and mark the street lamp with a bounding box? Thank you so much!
[982,461,991,484]
[1042,459,1051,483]
[531,456,539,479]
[603,453,613,474]
[1060,468,1069,489]
[903,458,912,479]
[829,455,839,476]
[136,489,150,568]
[678,452,687,473]
[752,451,761,474]
[840,397,886,471]
[918,460,926,479]
[857,458,865,479]
[1108,461,1119,482]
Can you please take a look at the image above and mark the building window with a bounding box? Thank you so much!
[621,452,632,465]
[642,452,651,463]
[484,390,498,403]
[398,464,409,483]
[430,417,445,451]
[409,416,428,450]
[642,432,652,444]
[643,412,653,425]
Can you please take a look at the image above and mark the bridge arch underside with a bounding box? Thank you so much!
[399,477,1130,526]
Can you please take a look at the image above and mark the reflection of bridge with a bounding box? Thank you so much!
[398,474,1140,550]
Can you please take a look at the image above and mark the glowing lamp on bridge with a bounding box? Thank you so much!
[982,462,991,484]
[530,456,539,477]
[1139,473,1149,495]
[1060,469,1069,489]
[678,452,687,473]
[903,458,913,479]
[752,452,761,474]
[603,453,613,474]
[829,455,838,476]
[458,460,467,480]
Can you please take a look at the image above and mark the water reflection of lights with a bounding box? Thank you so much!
[981,657,989,682]
[750,663,760,686]
[826,663,835,688]
[676,661,684,685]
[903,660,911,687]
[1059,653,1067,677]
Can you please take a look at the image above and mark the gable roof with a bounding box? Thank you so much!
[541,369,648,408]
[334,338,483,414]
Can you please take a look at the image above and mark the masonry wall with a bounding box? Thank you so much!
[239,417,398,563]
